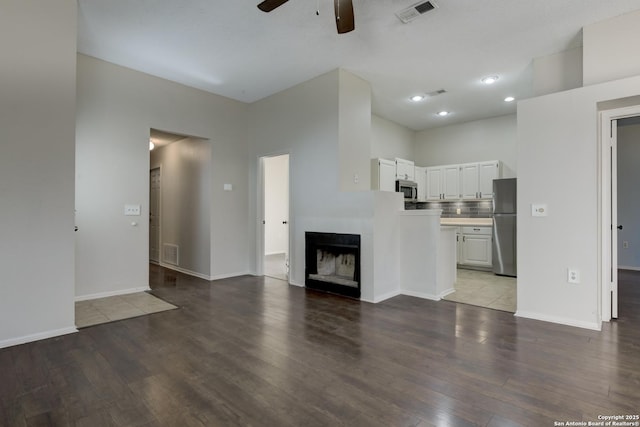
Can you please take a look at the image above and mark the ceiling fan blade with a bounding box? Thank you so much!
[334,0,354,34]
[257,0,289,12]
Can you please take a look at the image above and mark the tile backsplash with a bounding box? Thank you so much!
[410,200,493,218]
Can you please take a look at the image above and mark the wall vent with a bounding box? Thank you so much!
[396,0,438,24]
[163,243,179,266]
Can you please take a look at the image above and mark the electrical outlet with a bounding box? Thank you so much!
[623,241,629,249]
[531,204,548,217]
[124,204,141,216]
[353,174,359,184]
[567,269,580,284]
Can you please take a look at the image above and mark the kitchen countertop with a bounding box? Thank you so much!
[440,217,493,227]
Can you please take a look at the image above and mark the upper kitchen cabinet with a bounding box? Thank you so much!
[460,161,501,199]
[371,158,396,192]
[426,165,460,200]
[414,166,426,201]
[395,158,415,181]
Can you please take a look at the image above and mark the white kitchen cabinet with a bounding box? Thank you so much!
[478,161,501,198]
[414,166,426,201]
[460,163,479,199]
[371,158,396,192]
[455,227,462,264]
[460,226,492,267]
[426,165,459,200]
[460,161,501,199]
[395,158,415,181]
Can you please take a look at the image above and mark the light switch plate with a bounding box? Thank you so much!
[223,183,232,191]
[124,204,141,216]
[531,204,548,217]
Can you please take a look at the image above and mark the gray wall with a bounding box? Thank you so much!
[150,137,212,277]
[0,0,77,347]
[76,54,249,299]
[247,69,377,290]
[617,123,640,269]
[371,114,415,161]
[414,114,517,177]
[517,75,640,330]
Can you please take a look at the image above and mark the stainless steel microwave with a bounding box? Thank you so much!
[396,179,417,200]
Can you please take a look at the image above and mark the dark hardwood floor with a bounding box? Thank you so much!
[1,265,639,426]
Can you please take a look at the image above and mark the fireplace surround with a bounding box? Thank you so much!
[305,232,361,298]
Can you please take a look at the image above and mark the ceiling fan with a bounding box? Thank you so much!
[257,0,355,34]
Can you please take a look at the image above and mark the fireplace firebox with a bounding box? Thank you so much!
[305,232,361,298]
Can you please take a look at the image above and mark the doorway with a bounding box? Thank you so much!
[149,167,161,264]
[261,154,290,281]
[600,104,640,322]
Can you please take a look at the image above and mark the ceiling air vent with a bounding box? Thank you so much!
[396,0,438,24]
[427,89,446,97]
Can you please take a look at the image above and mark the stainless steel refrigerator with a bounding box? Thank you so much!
[492,178,517,277]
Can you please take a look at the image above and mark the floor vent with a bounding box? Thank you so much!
[396,0,438,24]
[163,243,179,266]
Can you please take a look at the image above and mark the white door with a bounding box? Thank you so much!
[263,154,290,281]
[611,119,619,319]
[600,107,640,322]
[149,167,161,263]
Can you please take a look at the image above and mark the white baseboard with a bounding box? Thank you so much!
[159,263,214,280]
[75,286,151,302]
[438,288,456,299]
[618,265,640,271]
[515,310,601,331]
[364,289,402,303]
[288,280,303,287]
[0,326,78,350]
[265,251,286,256]
[209,271,252,281]
[400,289,440,301]
[160,263,252,281]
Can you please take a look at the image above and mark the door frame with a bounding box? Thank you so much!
[149,165,162,264]
[256,152,291,279]
[599,104,640,321]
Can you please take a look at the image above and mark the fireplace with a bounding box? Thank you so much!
[305,232,361,298]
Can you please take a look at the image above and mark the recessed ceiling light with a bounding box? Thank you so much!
[504,96,515,102]
[410,95,425,102]
[149,140,155,151]
[481,75,499,85]
[437,111,449,117]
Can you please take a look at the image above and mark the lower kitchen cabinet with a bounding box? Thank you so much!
[458,226,492,268]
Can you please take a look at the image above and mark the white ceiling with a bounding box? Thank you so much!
[77,0,640,131]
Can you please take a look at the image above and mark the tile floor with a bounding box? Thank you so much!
[443,268,517,312]
[75,292,178,328]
